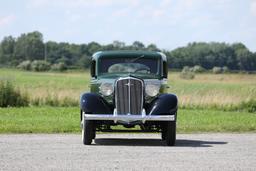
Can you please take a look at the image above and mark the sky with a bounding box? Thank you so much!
[0,0,256,51]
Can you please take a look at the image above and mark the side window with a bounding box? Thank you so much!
[163,61,168,78]
[90,60,96,78]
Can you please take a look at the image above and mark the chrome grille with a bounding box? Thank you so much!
[115,77,144,115]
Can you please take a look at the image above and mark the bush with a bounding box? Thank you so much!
[51,62,67,72]
[192,65,205,73]
[0,79,29,107]
[180,66,195,79]
[17,60,31,70]
[239,99,256,113]
[31,60,51,72]
[182,66,190,72]
[180,72,195,79]
[212,67,222,74]
[222,66,229,73]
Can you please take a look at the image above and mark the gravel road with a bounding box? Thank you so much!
[0,133,256,171]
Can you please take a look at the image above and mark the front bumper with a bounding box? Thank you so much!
[83,112,175,123]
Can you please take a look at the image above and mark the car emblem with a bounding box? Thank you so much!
[124,82,133,86]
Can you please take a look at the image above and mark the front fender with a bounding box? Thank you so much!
[80,93,113,114]
[147,94,178,115]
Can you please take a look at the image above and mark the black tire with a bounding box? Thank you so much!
[161,127,166,141]
[82,117,95,145]
[165,121,176,146]
[92,126,96,139]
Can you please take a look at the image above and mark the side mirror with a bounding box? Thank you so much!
[163,61,168,78]
[90,60,96,78]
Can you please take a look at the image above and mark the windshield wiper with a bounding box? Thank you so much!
[125,55,145,63]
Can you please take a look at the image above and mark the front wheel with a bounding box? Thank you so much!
[81,112,95,145]
[164,121,176,146]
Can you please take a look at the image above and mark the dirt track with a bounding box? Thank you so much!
[0,133,256,171]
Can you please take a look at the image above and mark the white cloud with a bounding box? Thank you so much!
[251,0,256,16]
[7,0,255,51]
[160,0,172,7]
[26,0,51,8]
[152,9,165,18]
[0,15,15,27]
[111,8,130,18]
[26,0,137,9]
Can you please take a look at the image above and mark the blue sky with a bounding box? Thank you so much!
[0,0,256,51]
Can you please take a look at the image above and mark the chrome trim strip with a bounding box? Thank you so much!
[128,78,131,114]
[84,114,175,123]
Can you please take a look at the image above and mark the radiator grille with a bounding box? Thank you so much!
[115,77,143,115]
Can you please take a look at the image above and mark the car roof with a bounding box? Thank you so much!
[92,50,167,61]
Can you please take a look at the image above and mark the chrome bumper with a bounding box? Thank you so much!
[84,113,175,123]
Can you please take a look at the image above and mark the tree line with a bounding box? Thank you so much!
[0,31,255,71]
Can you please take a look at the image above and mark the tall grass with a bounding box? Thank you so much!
[237,99,256,113]
[0,79,29,107]
[31,96,78,107]
[169,73,256,112]
[1,68,256,112]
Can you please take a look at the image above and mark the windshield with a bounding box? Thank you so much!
[99,57,161,75]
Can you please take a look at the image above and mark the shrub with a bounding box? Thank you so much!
[222,66,229,73]
[212,67,222,74]
[182,66,190,72]
[17,60,31,70]
[31,60,51,72]
[0,79,29,107]
[180,66,195,79]
[51,62,67,72]
[239,99,256,113]
[180,72,195,79]
[192,65,205,73]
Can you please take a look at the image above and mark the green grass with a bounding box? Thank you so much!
[178,109,256,133]
[0,107,79,133]
[0,107,255,133]
[1,68,256,109]
[0,68,256,133]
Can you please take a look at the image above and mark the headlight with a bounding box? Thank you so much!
[145,83,160,97]
[99,83,114,96]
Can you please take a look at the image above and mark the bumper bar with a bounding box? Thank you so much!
[84,113,175,123]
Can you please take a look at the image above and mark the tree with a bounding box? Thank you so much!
[235,49,253,70]
[77,54,91,69]
[113,40,125,49]
[232,43,255,70]
[80,44,88,54]
[0,36,15,65]
[1,31,256,71]
[44,41,59,64]
[132,41,145,50]
[87,42,101,55]
[14,33,27,64]
[146,44,159,51]
[14,31,44,65]
[25,31,44,60]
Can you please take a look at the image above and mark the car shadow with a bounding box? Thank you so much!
[94,138,227,147]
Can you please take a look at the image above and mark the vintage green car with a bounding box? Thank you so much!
[80,51,178,146]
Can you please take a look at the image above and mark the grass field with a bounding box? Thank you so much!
[0,107,255,133]
[1,68,256,109]
[1,68,256,133]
